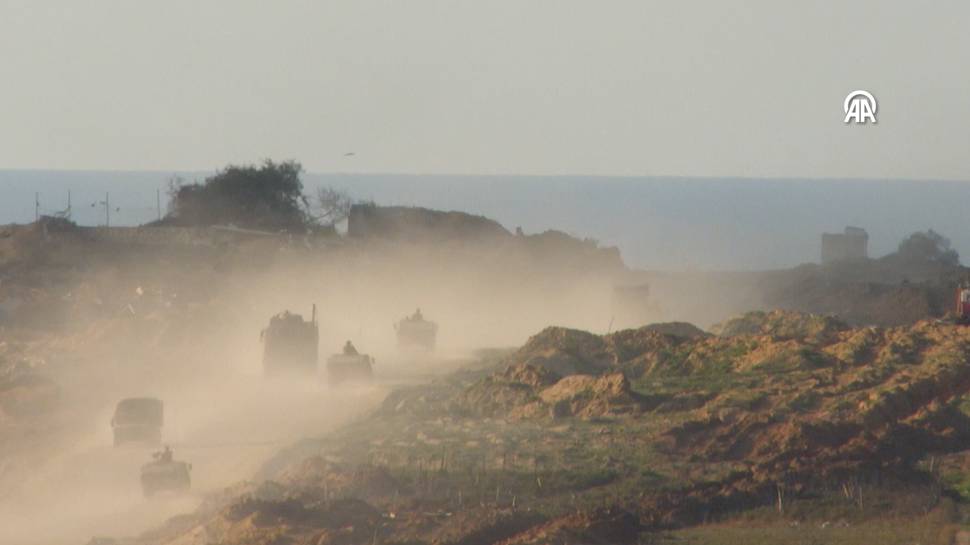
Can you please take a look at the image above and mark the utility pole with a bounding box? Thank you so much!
[34,192,39,221]
[156,188,161,221]
[105,192,110,227]
[67,190,72,220]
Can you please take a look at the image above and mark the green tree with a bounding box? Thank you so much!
[895,229,960,266]
[167,160,309,231]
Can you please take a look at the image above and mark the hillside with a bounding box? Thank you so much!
[0,213,632,543]
[637,256,966,329]
[127,310,970,545]
[5,214,970,544]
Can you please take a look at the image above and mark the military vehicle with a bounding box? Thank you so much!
[326,340,374,385]
[111,397,163,447]
[261,305,319,377]
[140,446,191,497]
[394,308,438,350]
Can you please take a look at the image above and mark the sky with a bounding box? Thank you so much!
[1,1,969,179]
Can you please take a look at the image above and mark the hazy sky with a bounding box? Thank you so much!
[1,1,968,179]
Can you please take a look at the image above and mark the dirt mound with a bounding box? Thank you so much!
[497,507,640,545]
[346,205,626,275]
[510,327,612,376]
[535,373,644,419]
[348,203,511,242]
[496,310,856,383]
[132,310,970,545]
[449,314,970,522]
[457,362,644,420]
[508,323,699,377]
[517,229,625,274]
[637,321,709,339]
[500,363,561,388]
[711,309,850,340]
[456,371,547,418]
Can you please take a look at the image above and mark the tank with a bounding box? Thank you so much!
[261,306,319,377]
[111,397,163,447]
[140,447,191,497]
[395,308,438,350]
[327,341,374,385]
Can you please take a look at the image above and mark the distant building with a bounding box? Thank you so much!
[821,226,868,264]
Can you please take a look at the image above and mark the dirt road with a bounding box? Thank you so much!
[0,374,389,545]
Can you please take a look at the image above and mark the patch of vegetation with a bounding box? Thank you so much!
[166,160,312,231]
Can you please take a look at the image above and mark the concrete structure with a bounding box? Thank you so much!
[821,226,868,264]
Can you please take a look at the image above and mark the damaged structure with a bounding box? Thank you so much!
[821,226,868,264]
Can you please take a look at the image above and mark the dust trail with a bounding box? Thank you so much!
[0,373,388,545]
[0,222,628,544]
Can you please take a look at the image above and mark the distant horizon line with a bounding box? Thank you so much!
[1,167,969,185]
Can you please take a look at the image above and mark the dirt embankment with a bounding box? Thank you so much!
[9,217,970,544]
[636,256,966,329]
[125,310,970,545]
[0,215,641,545]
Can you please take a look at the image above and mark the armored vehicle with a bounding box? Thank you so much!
[395,308,438,350]
[261,305,319,377]
[140,446,191,497]
[111,397,163,447]
[326,340,374,385]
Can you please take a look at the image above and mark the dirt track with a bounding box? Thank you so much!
[0,371,390,545]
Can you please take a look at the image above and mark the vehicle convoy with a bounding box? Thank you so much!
[326,340,374,385]
[140,446,191,497]
[261,305,319,376]
[111,397,163,446]
[395,308,438,350]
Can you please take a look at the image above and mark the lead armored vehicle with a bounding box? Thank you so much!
[140,446,191,497]
[111,397,163,447]
[394,308,438,350]
[326,340,374,385]
[261,306,319,377]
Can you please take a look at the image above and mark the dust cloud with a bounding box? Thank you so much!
[0,228,622,544]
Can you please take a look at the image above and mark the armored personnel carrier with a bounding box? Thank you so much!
[326,340,374,385]
[140,446,191,497]
[261,305,319,377]
[111,397,163,447]
[394,308,437,350]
